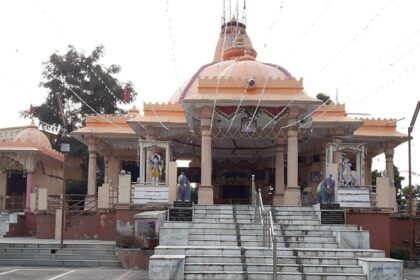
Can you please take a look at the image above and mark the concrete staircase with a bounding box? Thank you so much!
[0,241,121,267]
[153,204,393,280]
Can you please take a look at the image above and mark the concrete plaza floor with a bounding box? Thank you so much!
[0,267,148,280]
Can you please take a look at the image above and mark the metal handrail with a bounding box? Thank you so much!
[255,188,277,279]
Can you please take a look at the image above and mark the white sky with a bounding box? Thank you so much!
[0,0,419,186]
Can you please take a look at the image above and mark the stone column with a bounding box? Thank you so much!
[384,143,397,211]
[365,157,372,186]
[103,151,111,184]
[273,140,285,205]
[333,138,342,164]
[384,145,395,186]
[284,107,300,206]
[198,109,213,205]
[25,172,34,211]
[87,138,97,196]
[320,153,326,182]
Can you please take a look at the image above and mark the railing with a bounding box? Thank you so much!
[65,194,97,228]
[47,195,61,213]
[5,194,25,211]
[255,187,277,280]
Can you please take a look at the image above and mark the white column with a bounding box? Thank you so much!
[198,113,213,205]
[284,108,300,206]
[273,141,285,205]
[87,138,97,195]
[384,146,395,186]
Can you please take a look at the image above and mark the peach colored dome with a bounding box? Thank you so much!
[198,60,291,80]
[199,60,235,78]
[14,125,52,149]
[217,60,289,79]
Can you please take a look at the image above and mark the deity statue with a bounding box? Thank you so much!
[338,155,356,186]
[149,153,163,186]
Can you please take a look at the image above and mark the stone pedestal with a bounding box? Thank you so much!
[358,258,402,280]
[198,186,213,205]
[149,255,185,280]
[272,194,284,206]
[284,188,300,206]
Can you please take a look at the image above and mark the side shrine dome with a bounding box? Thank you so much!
[13,123,52,149]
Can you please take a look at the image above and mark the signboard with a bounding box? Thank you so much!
[168,207,193,222]
[320,203,340,210]
[321,210,345,224]
[173,201,192,208]
[132,186,169,204]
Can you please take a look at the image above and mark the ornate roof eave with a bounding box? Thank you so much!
[0,142,64,162]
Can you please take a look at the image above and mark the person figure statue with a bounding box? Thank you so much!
[323,174,336,203]
[149,154,162,186]
[177,172,191,201]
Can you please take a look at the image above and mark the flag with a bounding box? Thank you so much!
[29,104,33,117]
[124,85,129,102]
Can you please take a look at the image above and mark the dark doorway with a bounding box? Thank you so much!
[121,161,139,183]
[6,170,26,210]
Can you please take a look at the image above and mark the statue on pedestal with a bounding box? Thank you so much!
[149,153,163,186]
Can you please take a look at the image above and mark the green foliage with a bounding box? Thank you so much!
[316,93,332,105]
[390,245,410,260]
[28,45,137,131]
[23,45,137,195]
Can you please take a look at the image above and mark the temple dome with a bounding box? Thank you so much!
[14,124,52,149]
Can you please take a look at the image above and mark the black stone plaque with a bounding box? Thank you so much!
[320,203,340,210]
[173,201,193,208]
[321,210,345,224]
[168,207,193,222]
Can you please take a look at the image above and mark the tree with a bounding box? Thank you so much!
[316,93,332,105]
[29,45,137,131]
[23,45,137,194]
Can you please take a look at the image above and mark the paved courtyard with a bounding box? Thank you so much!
[0,266,419,279]
[0,267,148,280]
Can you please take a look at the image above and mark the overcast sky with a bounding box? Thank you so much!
[0,0,419,186]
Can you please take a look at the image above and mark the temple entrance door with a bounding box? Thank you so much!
[6,170,26,210]
[215,170,251,204]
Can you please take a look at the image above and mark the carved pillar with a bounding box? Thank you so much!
[384,144,395,186]
[333,138,342,164]
[273,139,285,205]
[87,138,98,196]
[198,108,213,205]
[365,157,372,186]
[284,107,300,205]
[25,172,34,211]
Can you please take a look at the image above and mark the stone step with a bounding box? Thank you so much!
[0,242,116,249]
[274,215,319,220]
[162,222,237,229]
[0,252,117,260]
[0,247,117,255]
[189,240,238,246]
[186,255,242,264]
[189,228,237,235]
[0,258,121,267]
[185,271,367,280]
[241,241,339,248]
[189,234,237,241]
[244,247,385,258]
[154,246,242,256]
[247,256,359,265]
[238,234,337,243]
[246,264,363,274]
[247,272,367,280]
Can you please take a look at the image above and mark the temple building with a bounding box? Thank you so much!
[68,17,408,210]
